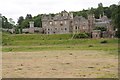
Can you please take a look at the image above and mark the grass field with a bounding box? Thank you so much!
[2,33,119,78]
[2,33,118,53]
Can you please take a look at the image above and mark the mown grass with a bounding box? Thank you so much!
[2,33,118,54]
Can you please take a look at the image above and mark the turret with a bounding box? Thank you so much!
[70,12,73,19]
[29,21,34,33]
[88,14,95,33]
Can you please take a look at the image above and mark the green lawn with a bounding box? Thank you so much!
[2,33,118,54]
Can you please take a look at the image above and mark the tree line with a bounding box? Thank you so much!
[1,3,119,36]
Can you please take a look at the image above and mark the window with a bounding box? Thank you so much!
[65,21,67,24]
[49,21,52,25]
[76,26,77,29]
[60,23,63,26]
[55,21,57,24]
[65,28,67,30]
[61,21,63,24]
[55,28,57,30]
[70,21,72,23]
[48,29,50,31]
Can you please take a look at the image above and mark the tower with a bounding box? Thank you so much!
[70,12,73,19]
[29,21,34,33]
[88,14,95,33]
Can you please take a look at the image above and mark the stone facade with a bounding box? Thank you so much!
[41,10,94,35]
[41,10,115,38]
[42,10,73,34]
[94,14,115,38]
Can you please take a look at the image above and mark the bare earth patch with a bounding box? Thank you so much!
[2,50,118,78]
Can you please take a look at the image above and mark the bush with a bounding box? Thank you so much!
[73,33,89,39]
[100,40,108,44]
[88,45,94,47]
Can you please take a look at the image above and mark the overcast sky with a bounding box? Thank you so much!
[0,0,119,23]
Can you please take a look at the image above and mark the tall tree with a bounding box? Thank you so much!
[2,16,13,29]
[98,3,104,17]
[112,5,120,37]
[33,14,42,27]
[17,16,24,25]
[104,7,112,18]
[25,14,32,20]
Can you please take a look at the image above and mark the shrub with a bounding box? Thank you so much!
[100,40,108,44]
[73,33,89,39]
[88,45,94,47]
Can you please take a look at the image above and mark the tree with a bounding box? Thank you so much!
[25,14,32,20]
[2,16,13,29]
[33,14,42,27]
[89,7,95,14]
[98,3,104,14]
[17,16,24,33]
[94,26,107,31]
[17,16,24,25]
[21,19,30,28]
[112,5,120,37]
[96,3,104,18]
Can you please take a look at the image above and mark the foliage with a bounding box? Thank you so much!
[25,14,32,20]
[73,33,89,39]
[100,40,108,44]
[94,26,107,31]
[33,14,42,27]
[2,16,14,29]
[21,19,30,28]
[112,5,120,38]
[17,16,24,25]
[15,27,19,34]
[73,9,88,19]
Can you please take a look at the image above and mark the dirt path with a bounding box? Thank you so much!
[2,50,118,78]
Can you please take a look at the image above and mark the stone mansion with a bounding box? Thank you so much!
[41,10,114,38]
